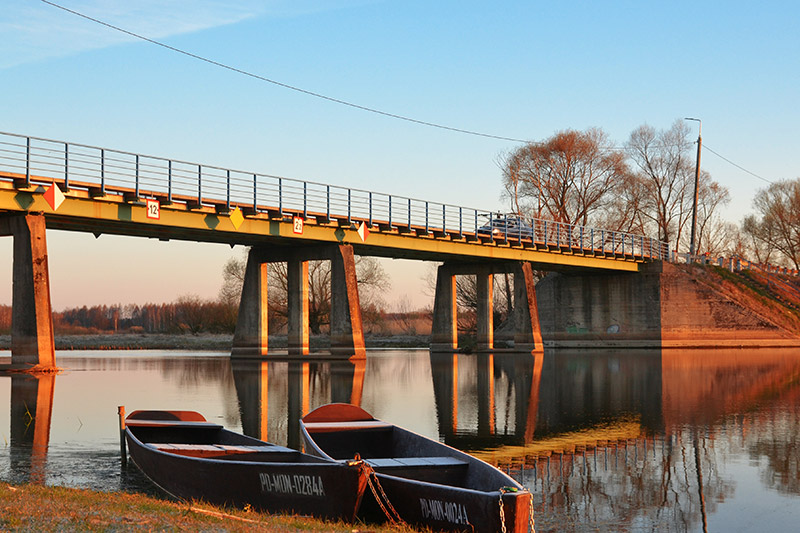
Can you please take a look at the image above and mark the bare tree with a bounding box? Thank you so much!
[743,179,800,268]
[742,215,778,264]
[220,251,389,334]
[695,175,732,255]
[626,120,696,251]
[500,128,629,225]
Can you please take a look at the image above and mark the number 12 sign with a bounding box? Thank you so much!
[146,199,160,220]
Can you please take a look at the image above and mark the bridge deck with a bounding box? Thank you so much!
[0,132,668,271]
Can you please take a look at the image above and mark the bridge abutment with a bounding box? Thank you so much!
[1,213,56,370]
[431,261,544,354]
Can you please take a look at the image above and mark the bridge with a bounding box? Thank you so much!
[0,132,668,370]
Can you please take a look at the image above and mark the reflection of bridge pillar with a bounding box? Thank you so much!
[330,244,366,359]
[514,262,543,353]
[524,353,544,444]
[477,354,495,435]
[287,362,310,449]
[231,360,269,440]
[476,269,494,351]
[330,359,366,406]
[231,248,269,357]
[1,213,56,369]
[10,373,56,483]
[431,265,458,352]
[287,257,310,356]
[430,352,459,439]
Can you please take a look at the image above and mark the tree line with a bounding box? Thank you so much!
[500,120,734,257]
[500,120,800,268]
[0,298,236,335]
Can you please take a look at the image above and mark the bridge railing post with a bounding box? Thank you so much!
[251,173,257,212]
[135,155,141,199]
[24,136,31,188]
[226,170,231,211]
[196,164,202,207]
[64,142,69,191]
[100,149,106,196]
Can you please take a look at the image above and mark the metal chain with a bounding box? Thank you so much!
[355,458,406,526]
[499,486,538,533]
[529,490,535,533]
[499,488,508,533]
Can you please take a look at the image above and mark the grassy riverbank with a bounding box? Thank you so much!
[0,482,420,532]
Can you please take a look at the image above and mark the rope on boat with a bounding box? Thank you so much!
[349,454,406,526]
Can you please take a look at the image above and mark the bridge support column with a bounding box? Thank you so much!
[513,262,543,353]
[231,244,365,359]
[330,244,366,359]
[431,264,458,352]
[231,249,269,357]
[287,257,310,356]
[476,268,494,351]
[0,213,56,370]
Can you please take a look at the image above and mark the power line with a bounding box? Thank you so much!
[40,0,531,144]
[703,144,774,184]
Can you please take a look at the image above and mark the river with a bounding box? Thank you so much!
[2,347,800,532]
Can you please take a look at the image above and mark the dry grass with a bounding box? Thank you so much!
[0,483,422,532]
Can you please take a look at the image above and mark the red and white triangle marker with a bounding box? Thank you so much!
[357,221,369,242]
[44,182,65,211]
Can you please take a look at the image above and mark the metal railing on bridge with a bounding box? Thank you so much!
[0,131,669,261]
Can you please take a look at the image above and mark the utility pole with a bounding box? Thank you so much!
[685,118,702,259]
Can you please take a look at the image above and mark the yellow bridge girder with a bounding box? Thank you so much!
[0,180,645,272]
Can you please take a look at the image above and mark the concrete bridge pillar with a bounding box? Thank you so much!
[330,244,366,358]
[231,249,269,357]
[287,257,310,356]
[0,213,56,370]
[430,261,543,353]
[513,262,544,354]
[476,268,494,351]
[231,243,365,359]
[431,264,458,352]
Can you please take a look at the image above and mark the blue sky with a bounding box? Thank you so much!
[1,1,798,309]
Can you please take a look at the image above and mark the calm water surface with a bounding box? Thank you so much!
[2,347,800,532]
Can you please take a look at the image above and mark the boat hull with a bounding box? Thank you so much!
[125,411,365,522]
[300,403,532,532]
[363,471,530,532]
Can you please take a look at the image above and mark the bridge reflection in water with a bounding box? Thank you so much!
[8,372,55,484]
[5,348,800,530]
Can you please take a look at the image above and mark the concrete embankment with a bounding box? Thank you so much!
[537,262,800,349]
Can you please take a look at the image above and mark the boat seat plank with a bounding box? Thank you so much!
[366,456,468,469]
[153,443,283,458]
[303,420,393,433]
[126,419,223,429]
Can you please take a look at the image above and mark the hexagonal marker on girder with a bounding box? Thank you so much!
[230,206,244,230]
[43,182,65,211]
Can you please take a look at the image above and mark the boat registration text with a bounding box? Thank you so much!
[419,497,470,526]
[259,473,326,497]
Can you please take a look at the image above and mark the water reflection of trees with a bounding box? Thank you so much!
[746,390,800,495]
[507,431,735,532]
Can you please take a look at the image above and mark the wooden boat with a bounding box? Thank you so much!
[300,403,533,532]
[124,409,367,521]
